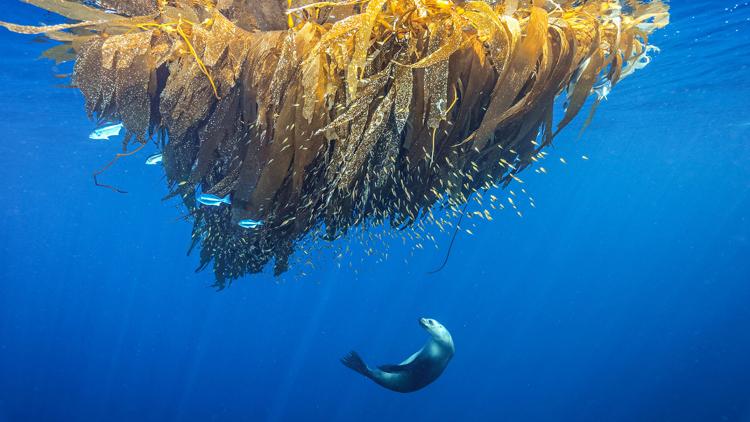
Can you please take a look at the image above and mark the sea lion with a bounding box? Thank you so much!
[341,318,455,393]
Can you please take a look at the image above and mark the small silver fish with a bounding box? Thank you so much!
[89,123,123,140]
[238,218,264,229]
[145,153,163,165]
[196,193,231,206]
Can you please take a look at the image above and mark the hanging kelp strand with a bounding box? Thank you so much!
[1,0,669,286]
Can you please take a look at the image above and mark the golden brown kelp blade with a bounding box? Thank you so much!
[0,0,669,285]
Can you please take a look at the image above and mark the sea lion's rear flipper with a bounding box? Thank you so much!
[341,351,371,377]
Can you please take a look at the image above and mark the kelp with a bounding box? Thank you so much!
[1,0,669,285]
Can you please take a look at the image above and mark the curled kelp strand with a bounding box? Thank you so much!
[92,141,148,194]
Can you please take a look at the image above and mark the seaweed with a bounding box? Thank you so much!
[1,0,669,285]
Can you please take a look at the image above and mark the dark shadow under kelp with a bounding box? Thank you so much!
[1,0,668,286]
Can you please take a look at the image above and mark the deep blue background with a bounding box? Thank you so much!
[1,1,749,421]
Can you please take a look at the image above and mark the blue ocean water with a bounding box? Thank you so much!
[0,1,749,421]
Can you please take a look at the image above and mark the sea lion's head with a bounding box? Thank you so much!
[419,318,453,348]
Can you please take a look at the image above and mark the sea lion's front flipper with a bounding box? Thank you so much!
[379,350,432,373]
[379,353,426,373]
[378,364,407,373]
[399,349,421,366]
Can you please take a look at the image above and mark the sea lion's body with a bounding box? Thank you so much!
[341,318,454,393]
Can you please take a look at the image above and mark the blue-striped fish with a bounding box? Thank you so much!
[88,123,123,140]
[145,153,163,165]
[196,193,231,206]
[238,218,263,229]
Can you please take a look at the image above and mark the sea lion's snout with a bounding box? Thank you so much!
[419,318,432,329]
